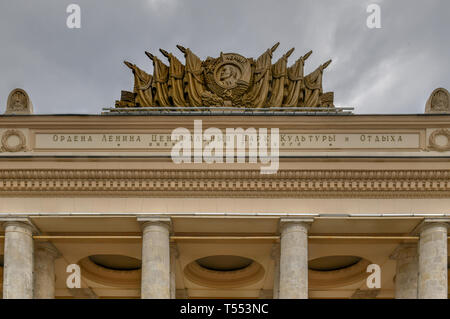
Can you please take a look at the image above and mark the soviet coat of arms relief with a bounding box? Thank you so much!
[116,42,334,109]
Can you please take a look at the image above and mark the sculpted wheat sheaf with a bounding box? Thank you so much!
[116,43,334,109]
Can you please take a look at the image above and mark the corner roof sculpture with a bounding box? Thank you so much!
[115,43,335,110]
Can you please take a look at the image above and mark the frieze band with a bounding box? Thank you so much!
[0,169,449,198]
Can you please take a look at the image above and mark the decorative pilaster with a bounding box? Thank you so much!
[417,220,448,299]
[271,244,280,299]
[170,243,179,299]
[34,242,60,299]
[2,220,35,299]
[389,243,418,299]
[278,218,313,299]
[138,217,171,299]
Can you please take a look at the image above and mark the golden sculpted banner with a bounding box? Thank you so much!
[116,43,334,109]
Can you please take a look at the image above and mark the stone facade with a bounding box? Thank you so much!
[0,114,449,299]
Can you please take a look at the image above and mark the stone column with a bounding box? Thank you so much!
[2,220,34,299]
[139,217,171,299]
[34,242,60,299]
[271,244,280,299]
[389,243,418,299]
[170,243,179,299]
[278,218,313,299]
[418,221,448,299]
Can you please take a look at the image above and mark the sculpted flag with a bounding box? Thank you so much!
[304,60,332,108]
[243,43,279,108]
[161,49,187,107]
[267,48,294,108]
[146,52,171,106]
[283,51,312,107]
[178,45,206,107]
[124,61,153,107]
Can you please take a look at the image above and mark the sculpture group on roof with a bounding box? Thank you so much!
[116,42,335,109]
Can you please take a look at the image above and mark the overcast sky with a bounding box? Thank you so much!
[0,0,449,114]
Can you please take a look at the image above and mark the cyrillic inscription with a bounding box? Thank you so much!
[34,132,420,151]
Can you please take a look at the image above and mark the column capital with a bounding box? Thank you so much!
[412,218,450,235]
[279,217,314,233]
[35,241,61,259]
[0,217,39,234]
[389,243,417,260]
[137,216,172,232]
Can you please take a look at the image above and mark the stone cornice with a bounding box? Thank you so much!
[1,114,450,130]
[0,169,450,198]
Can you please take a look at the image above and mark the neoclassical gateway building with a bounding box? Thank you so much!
[0,45,449,299]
